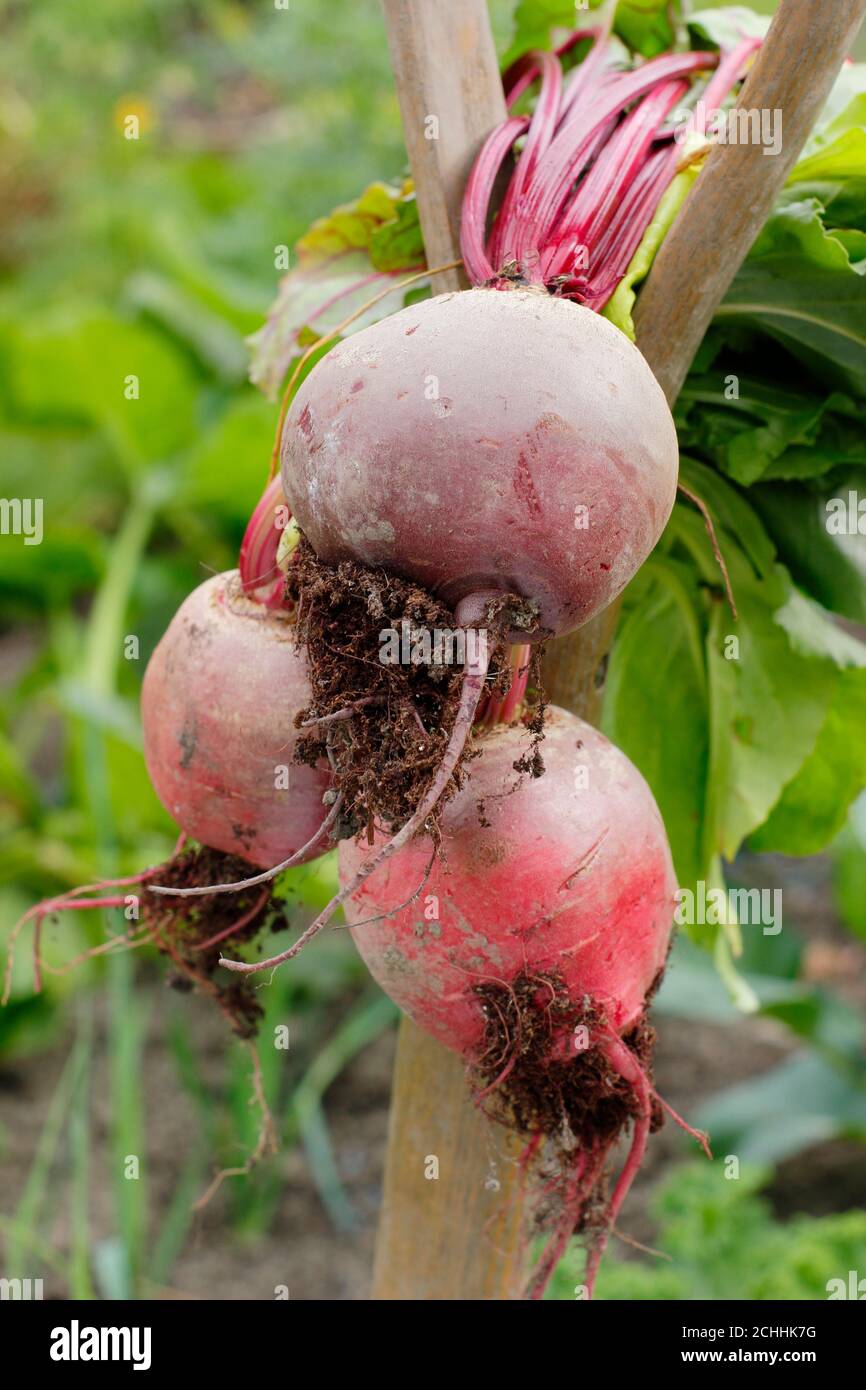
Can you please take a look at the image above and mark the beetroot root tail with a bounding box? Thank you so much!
[149,796,343,900]
[582,1033,654,1298]
[220,638,491,976]
[525,1141,615,1301]
[655,1091,712,1159]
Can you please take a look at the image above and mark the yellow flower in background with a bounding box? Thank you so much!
[113,95,154,140]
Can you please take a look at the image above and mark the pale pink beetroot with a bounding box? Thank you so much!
[142,570,330,869]
[281,287,678,641]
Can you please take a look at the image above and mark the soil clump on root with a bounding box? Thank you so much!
[473,970,665,1254]
[145,847,282,1037]
[286,537,537,845]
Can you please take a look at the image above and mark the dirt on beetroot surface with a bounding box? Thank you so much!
[285,537,544,846]
[1,853,865,1300]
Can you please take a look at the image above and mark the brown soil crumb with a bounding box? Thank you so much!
[286,537,539,843]
[143,847,284,1039]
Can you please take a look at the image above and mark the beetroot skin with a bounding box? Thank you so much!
[142,571,330,869]
[281,288,678,639]
[340,706,675,1051]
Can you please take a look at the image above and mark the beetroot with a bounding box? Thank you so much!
[142,569,331,870]
[339,707,705,1296]
[281,287,677,641]
[4,554,334,1037]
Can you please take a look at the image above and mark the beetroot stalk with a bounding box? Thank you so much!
[543,78,688,282]
[505,52,718,264]
[503,28,598,108]
[239,475,293,608]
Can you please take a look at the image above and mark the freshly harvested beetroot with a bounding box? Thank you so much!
[340,706,672,1049]
[339,707,705,1297]
[281,287,678,641]
[142,570,331,869]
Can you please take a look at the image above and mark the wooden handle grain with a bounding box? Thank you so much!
[374,0,523,1302]
[382,0,506,292]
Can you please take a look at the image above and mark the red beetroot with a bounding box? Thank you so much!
[341,706,673,1049]
[142,570,330,869]
[280,287,678,642]
[339,707,703,1296]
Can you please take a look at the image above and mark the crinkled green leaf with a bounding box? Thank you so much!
[750,472,866,625]
[749,670,866,855]
[715,199,866,395]
[785,177,866,233]
[551,1159,866,1300]
[676,372,866,485]
[369,193,424,272]
[296,181,409,260]
[6,309,198,470]
[792,71,866,183]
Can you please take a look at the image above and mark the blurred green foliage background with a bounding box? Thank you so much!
[0,0,864,1301]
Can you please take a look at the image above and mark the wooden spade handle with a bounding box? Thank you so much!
[372,0,864,1301]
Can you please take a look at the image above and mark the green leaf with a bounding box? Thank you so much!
[369,193,425,272]
[613,0,684,58]
[178,391,276,523]
[123,271,248,383]
[603,565,709,892]
[6,309,199,470]
[502,0,589,67]
[786,177,866,234]
[704,560,838,859]
[503,1,685,67]
[0,527,103,610]
[676,373,866,486]
[295,181,410,261]
[695,1053,866,1164]
[793,84,866,183]
[716,199,866,395]
[247,179,429,398]
[749,473,866,624]
[551,1159,866,1300]
[678,457,776,578]
[772,589,866,668]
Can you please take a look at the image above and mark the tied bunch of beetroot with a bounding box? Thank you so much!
[10,23,760,1294]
